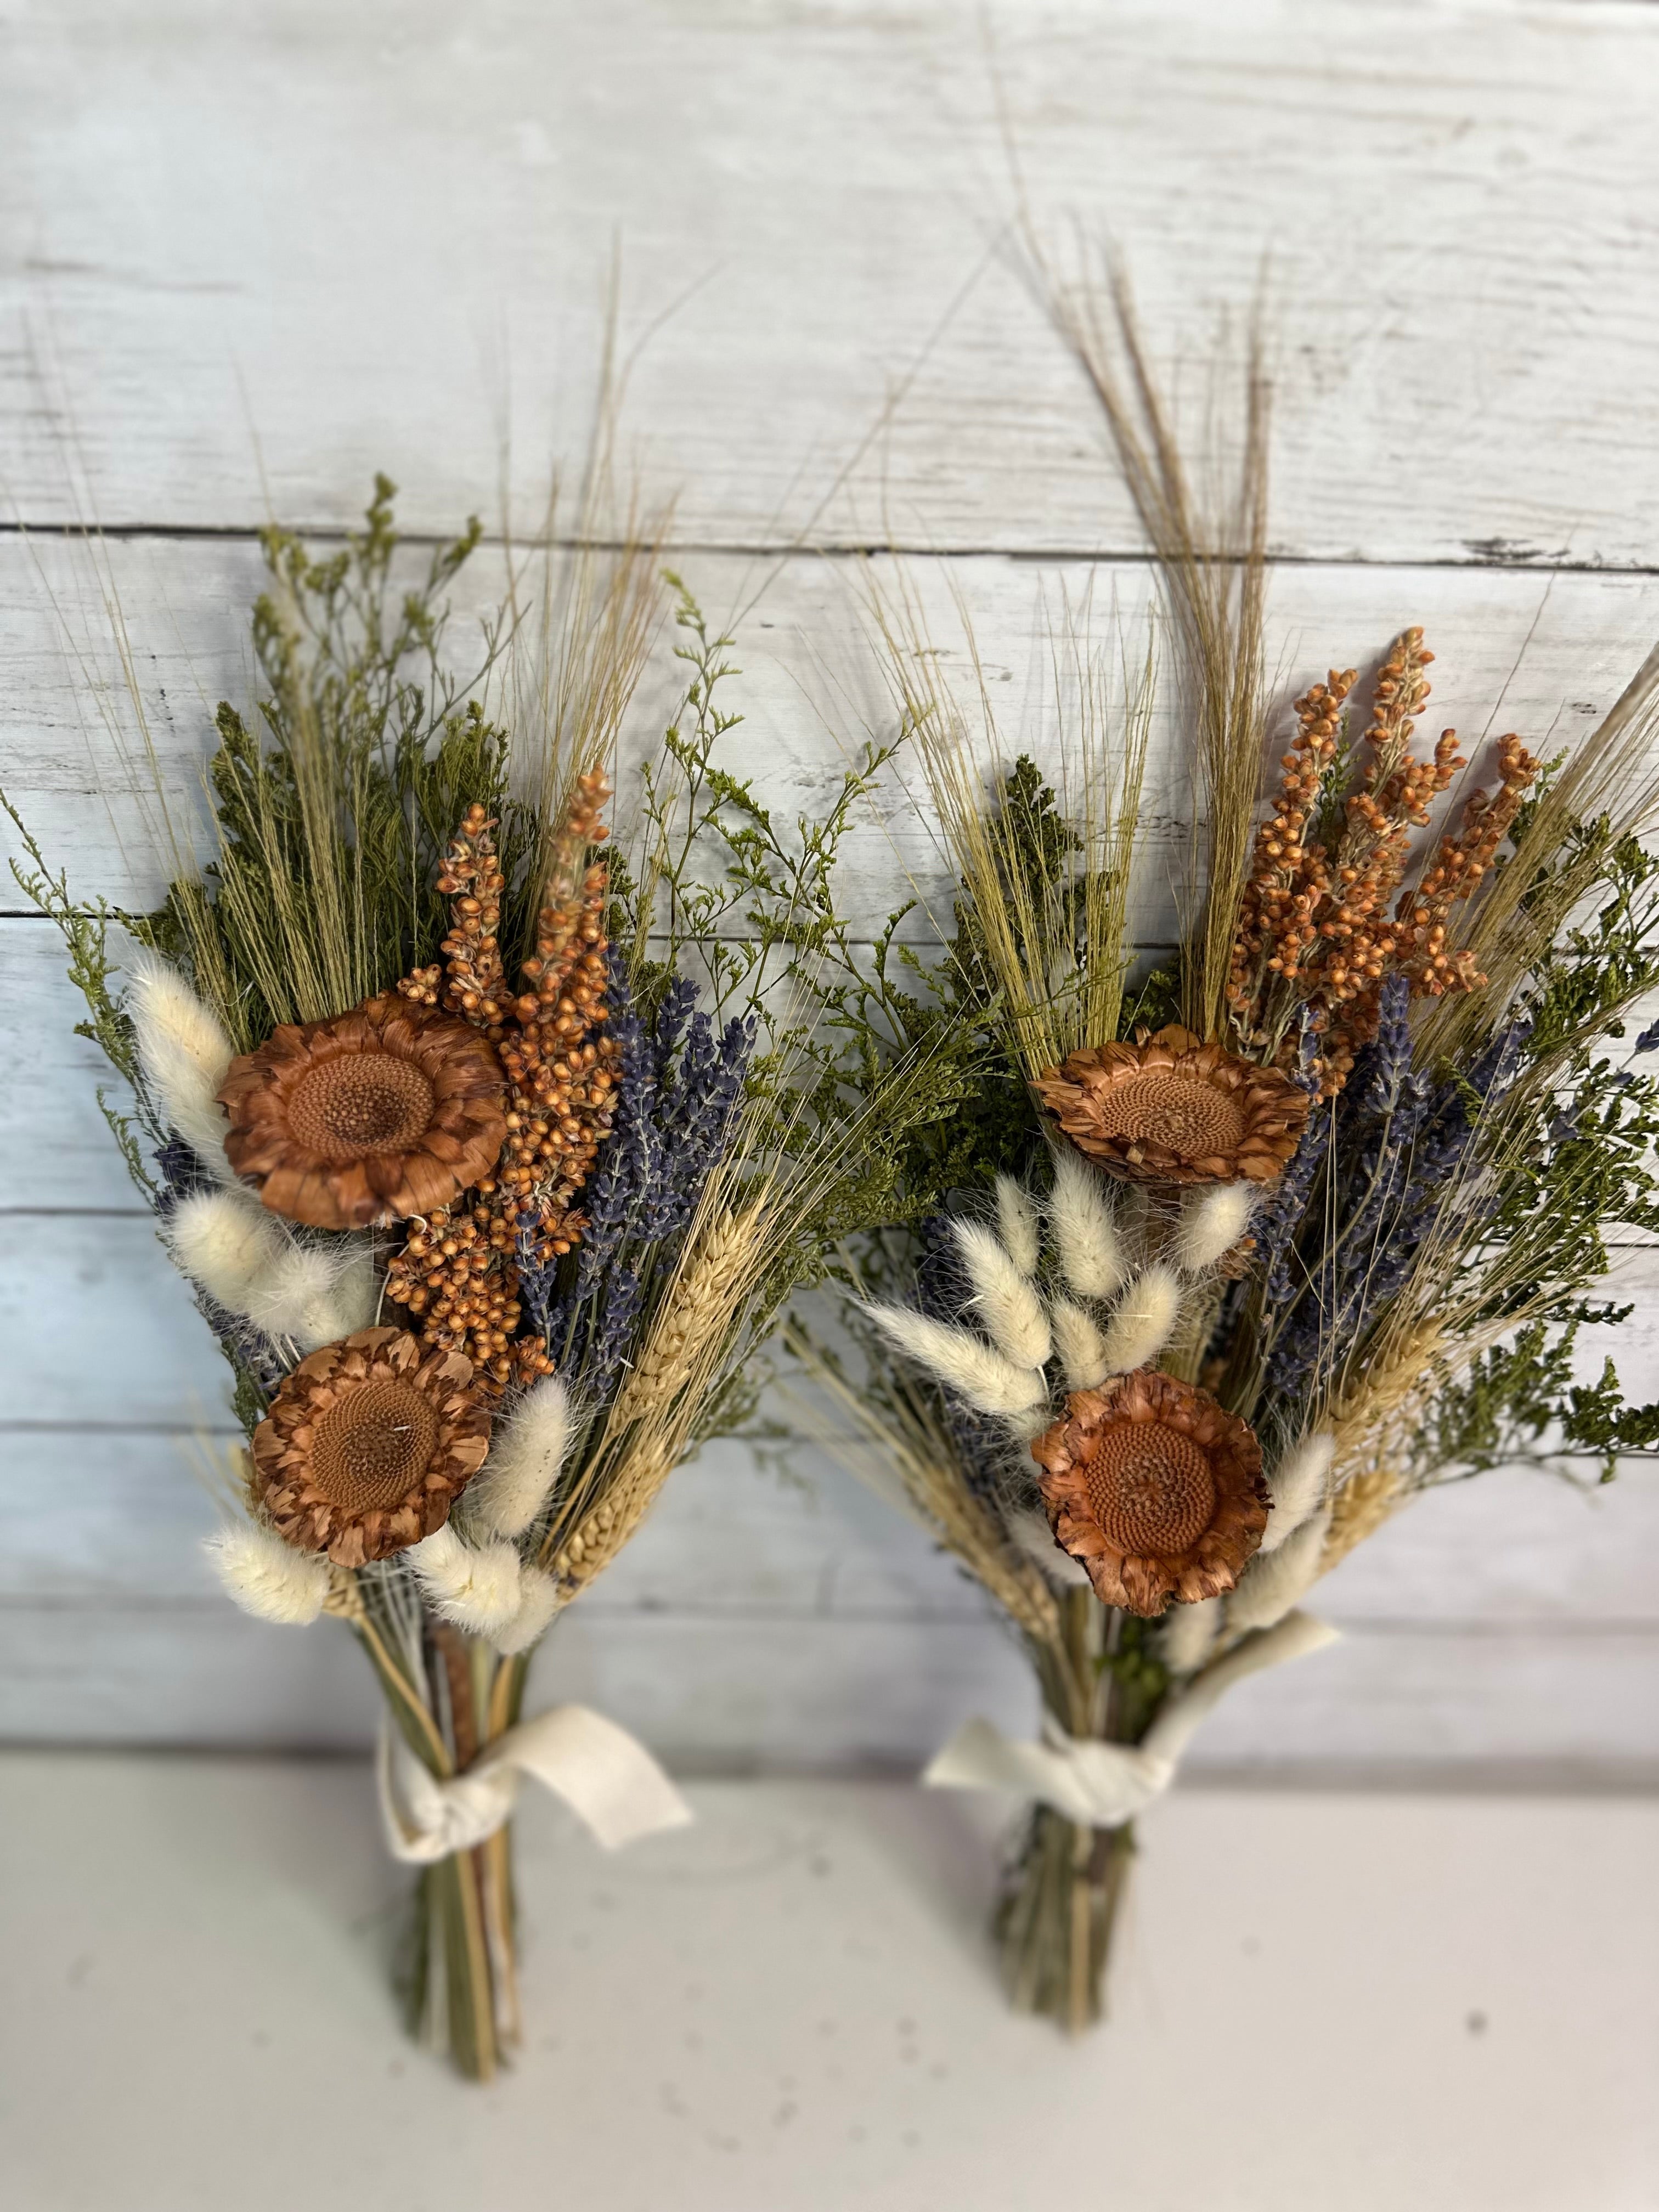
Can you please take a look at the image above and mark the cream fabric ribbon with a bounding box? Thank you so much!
[924,1611,1340,1827]
[378,1704,695,1864]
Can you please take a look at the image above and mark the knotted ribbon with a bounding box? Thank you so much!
[378,1703,694,1864]
[923,1611,1339,1827]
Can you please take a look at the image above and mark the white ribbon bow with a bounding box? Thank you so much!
[378,1703,695,1864]
[924,1611,1340,1827]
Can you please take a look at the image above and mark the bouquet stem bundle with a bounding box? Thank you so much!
[796,292,1659,2030]
[8,488,978,2076]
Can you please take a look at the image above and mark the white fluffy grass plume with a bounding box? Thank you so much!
[1173,1183,1257,1274]
[165,1190,375,1351]
[1160,1593,1222,1675]
[463,1376,572,1541]
[409,1525,526,1637]
[1100,1263,1182,1374]
[1050,1299,1110,1391]
[204,1521,331,1625]
[994,1175,1041,1276]
[166,1188,282,1311]
[489,1568,562,1655]
[126,952,237,1176]
[860,1305,1048,1418]
[952,1221,1052,1369]
[1226,1506,1333,1635]
[1047,1148,1126,1298]
[1261,1431,1336,1553]
[239,1242,378,1351]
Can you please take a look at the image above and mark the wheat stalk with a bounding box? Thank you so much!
[785,1324,1063,1652]
[1316,1319,1446,1570]
[1037,254,1270,1041]
[868,569,1152,1080]
[538,1195,771,1594]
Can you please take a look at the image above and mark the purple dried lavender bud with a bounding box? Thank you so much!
[581,1264,644,1403]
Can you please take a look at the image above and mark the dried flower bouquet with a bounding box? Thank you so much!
[7,490,964,2077]
[796,304,1659,2031]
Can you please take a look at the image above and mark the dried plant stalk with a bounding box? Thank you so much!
[785,1323,1064,1651]
[1040,258,1269,1041]
[871,570,1153,1079]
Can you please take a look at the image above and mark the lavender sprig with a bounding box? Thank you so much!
[528,952,756,1391]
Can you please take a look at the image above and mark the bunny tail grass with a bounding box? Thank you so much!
[859,1304,1048,1419]
[952,1220,1053,1369]
[1048,1149,1127,1299]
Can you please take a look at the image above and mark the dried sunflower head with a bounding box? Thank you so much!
[1031,1369,1268,1616]
[1032,1024,1309,1186]
[251,1326,491,1566]
[219,993,507,1229]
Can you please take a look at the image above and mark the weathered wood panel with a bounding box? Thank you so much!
[4,1602,1655,1777]
[4,539,1656,925]
[5,1420,1657,1627]
[7,1212,1658,1431]
[3,3,1659,561]
[6,0,1659,1767]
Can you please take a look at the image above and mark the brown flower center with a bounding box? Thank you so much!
[1082,1420,1217,1556]
[287,1052,436,1163]
[1090,1071,1244,1159]
[309,1381,438,1513]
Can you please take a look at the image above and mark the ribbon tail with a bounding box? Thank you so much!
[1141,1610,1340,1767]
[481,1704,693,1852]
[925,1716,1169,1826]
[377,1724,518,1865]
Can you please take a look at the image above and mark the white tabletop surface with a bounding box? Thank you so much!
[2,1754,1655,2212]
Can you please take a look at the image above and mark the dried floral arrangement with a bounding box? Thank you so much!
[5,484,970,2078]
[792,297,1659,2031]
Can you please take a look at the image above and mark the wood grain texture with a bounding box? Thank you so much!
[5,0,1659,1767]
[6,1421,1658,1626]
[5,1604,1656,1776]
[4,1,1659,561]
[5,538,1656,924]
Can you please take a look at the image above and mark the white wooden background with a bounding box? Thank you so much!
[4,0,1659,1776]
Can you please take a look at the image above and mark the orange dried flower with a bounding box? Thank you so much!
[388,782,620,1391]
[218,995,508,1230]
[1226,629,1534,1097]
[1394,732,1538,997]
[251,1326,492,1566]
[1031,1369,1268,1616]
[1034,1024,1310,1185]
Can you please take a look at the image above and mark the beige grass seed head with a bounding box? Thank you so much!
[204,1521,332,1625]
[409,1525,527,1639]
[489,1567,562,1656]
[861,1304,1049,1419]
[1226,1505,1333,1635]
[126,951,238,1176]
[952,1219,1053,1370]
[1173,1182,1259,1276]
[464,1375,572,1542]
[1100,1262,1183,1375]
[1261,1432,1337,1553]
[995,1175,1042,1277]
[1048,1148,1128,1299]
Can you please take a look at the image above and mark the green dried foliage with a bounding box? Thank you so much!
[144,478,533,1048]
[2,792,157,1197]
[617,581,998,1283]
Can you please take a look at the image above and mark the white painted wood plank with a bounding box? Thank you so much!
[5,2,1659,566]
[3,1605,1655,1777]
[13,902,1659,1215]
[8,1211,1659,1431]
[7,1421,1659,1630]
[5,537,1656,929]
[5,1765,1656,2212]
